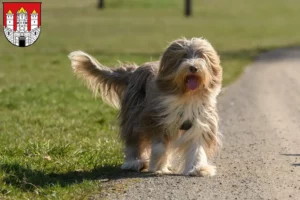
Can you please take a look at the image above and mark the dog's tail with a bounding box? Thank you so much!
[68,51,137,109]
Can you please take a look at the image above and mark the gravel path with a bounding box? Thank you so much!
[99,48,300,200]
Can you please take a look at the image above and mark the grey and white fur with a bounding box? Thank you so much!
[69,37,222,176]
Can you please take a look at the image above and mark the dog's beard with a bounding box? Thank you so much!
[176,58,212,94]
[157,58,212,95]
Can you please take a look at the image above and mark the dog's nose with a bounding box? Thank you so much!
[189,66,198,73]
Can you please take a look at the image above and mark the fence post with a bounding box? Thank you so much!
[98,0,104,9]
[185,0,192,17]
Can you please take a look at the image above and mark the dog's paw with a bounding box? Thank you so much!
[150,165,173,175]
[155,167,173,175]
[187,165,216,177]
[121,160,148,172]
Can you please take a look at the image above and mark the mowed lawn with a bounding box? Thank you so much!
[0,0,299,199]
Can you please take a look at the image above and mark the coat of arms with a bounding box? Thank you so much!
[3,2,41,47]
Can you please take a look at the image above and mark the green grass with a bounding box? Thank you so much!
[0,0,300,199]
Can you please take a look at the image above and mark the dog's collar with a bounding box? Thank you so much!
[179,119,193,131]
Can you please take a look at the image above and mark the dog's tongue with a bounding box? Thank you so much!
[186,76,199,90]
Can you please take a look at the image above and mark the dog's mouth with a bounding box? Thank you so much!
[185,75,200,91]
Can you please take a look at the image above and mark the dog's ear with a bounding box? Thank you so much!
[191,38,223,89]
[159,39,187,77]
[204,52,222,90]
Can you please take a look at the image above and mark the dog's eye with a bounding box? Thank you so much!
[180,120,193,131]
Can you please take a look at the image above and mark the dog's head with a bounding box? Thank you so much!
[157,38,222,96]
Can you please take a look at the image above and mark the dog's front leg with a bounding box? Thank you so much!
[183,143,216,177]
[149,136,172,174]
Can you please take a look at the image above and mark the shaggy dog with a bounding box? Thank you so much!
[68,38,222,176]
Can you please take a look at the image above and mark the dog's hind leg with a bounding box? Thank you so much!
[121,145,143,171]
[121,139,150,172]
[182,143,216,177]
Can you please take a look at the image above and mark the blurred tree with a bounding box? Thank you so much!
[185,0,192,17]
[98,0,104,9]
[97,0,192,17]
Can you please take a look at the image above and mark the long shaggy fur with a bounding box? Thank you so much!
[68,51,137,109]
[69,37,223,176]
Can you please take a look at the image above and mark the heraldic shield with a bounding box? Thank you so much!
[3,2,41,47]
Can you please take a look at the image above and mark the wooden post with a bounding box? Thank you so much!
[185,0,192,17]
[98,0,104,9]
